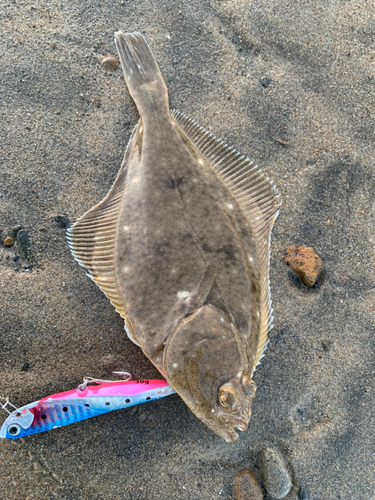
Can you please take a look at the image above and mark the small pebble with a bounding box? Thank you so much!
[21,362,30,371]
[16,230,30,260]
[276,138,288,146]
[260,77,272,88]
[306,158,316,166]
[33,461,45,474]
[11,225,23,238]
[3,236,14,246]
[101,56,120,70]
[260,448,292,499]
[283,244,322,286]
[322,339,332,351]
[299,484,310,500]
[234,469,263,500]
[52,215,69,229]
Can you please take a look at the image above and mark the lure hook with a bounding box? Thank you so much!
[0,396,18,415]
[77,371,132,391]
[0,397,19,415]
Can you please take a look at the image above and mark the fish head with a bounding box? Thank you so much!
[163,304,256,442]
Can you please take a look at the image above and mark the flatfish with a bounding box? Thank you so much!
[67,32,280,442]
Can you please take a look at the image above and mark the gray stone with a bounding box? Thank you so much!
[299,485,310,500]
[234,469,263,500]
[16,230,30,260]
[260,448,292,499]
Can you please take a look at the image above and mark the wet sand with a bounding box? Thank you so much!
[1,1,374,498]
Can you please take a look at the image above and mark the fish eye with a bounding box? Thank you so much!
[218,385,239,411]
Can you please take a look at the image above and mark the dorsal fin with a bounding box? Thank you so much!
[171,110,280,373]
[67,124,140,321]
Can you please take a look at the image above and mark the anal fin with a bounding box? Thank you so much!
[67,124,139,320]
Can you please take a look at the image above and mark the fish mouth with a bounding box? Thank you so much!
[227,418,248,433]
[217,416,249,442]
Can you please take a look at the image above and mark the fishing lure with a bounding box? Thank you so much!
[0,373,175,439]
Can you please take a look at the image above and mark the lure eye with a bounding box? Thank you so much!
[218,385,239,411]
[8,424,21,436]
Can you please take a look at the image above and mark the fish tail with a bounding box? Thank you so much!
[115,31,169,115]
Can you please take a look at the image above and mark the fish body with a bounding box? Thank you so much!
[68,32,280,442]
[0,379,174,439]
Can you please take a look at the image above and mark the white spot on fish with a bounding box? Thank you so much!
[227,204,233,209]
[220,317,224,322]
[132,176,140,184]
[124,226,130,231]
[171,269,176,274]
[177,290,190,298]
[257,311,260,317]
[211,409,215,413]
[172,363,177,368]
[198,159,204,165]
[249,256,253,262]
[124,267,129,273]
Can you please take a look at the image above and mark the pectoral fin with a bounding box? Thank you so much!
[191,263,217,309]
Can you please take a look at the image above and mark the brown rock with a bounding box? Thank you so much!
[3,236,14,247]
[283,244,322,286]
[234,469,263,500]
[101,56,120,71]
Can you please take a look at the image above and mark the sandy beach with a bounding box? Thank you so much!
[1,1,374,498]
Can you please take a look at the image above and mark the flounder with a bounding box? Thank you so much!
[68,32,280,442]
